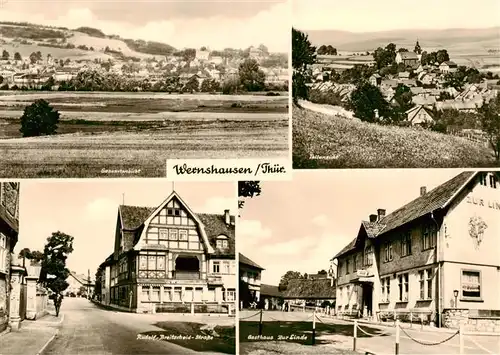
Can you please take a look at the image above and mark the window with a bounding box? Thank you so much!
[461,270,481,299]
[426,269,433,299]
[422,225,437,250]
[223,261,230,274]
[398,273,409,301]
[169,229,178,240]
[338,261,343,276]
[364,246,373,266]
[384,242,393,262]
[225,289,236,302]
[353,255,358,272]
[346,258,350,275]
[419,270,425,300]
[381,277,390,302]
[0,233,7,273]
[401,232,412,257]
[213,261,220,273]
[489,174,498,189]
[216,239,228,249]
[138,252,166,278]
[179,230,188,241]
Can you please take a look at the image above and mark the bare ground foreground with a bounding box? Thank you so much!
[0,120,288,178]
[0,92,288,178]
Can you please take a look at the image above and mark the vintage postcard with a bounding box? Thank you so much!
[0,180,237,354]
[238,171,500,354]
[292,0,500,169]
[0,0,289,178]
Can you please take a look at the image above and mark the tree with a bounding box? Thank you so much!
[29,52,38,64]
[20,99,60,137]
[348,82,391,122]
[292,27,316,103]
[18,248,44,263]
[436,49,450,64]
[414,41,422,55]
[393,84,414,112]
[14,52,22,61]
[278,271,303,291]
[398,48,409,53]
[2,50,9,60]
[40,231,74,317]
[258,44,269,55]
[238,181,261,210]
[238,58,265,92]
[182,76,199,93]
[479,94,500,160]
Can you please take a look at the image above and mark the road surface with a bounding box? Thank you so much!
[42,298,221,354]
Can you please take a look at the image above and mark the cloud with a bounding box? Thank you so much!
[84,198,117,221]
[238,219,273,247]
[312,214,329,227]
[199,196,235,215]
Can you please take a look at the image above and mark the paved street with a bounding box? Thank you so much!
[42,298,191,354]
[239,310,500,354]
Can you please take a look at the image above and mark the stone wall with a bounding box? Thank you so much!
[443,308,500,332]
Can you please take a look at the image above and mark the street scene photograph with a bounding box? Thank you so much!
[292,0,500,169]
[0,0,289,178]
[238,170,500,354]
[0,180,237,354]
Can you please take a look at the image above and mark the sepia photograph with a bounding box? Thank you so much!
[292,0,500,169]
[0,180,237,354]
[0,0,289,178]
[238,171,500,354]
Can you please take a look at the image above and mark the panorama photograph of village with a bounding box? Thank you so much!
[0,180,237,354]
[238,171,500,354]
[292,0,500,169]
[0,0,289,178]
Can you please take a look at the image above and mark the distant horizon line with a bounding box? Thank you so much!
[298,26,500,34]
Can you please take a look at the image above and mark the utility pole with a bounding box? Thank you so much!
[88,269,90,299]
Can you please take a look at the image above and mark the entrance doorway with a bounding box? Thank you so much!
[362,283,373,317]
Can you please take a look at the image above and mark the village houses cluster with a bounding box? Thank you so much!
[310,49,499,126]
[0,42,288,91]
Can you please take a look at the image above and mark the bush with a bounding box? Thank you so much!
[20,99,60,137]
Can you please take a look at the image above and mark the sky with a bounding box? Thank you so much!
[16,180,236,278]
[293,0,500,32]
[0,0,289,52]
[238,169,469,286]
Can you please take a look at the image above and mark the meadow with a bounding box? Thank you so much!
[293,105,498,169]
[0,92,288,177]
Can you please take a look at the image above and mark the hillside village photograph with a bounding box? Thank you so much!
[237,171,500,354]
[292,0,500,169]
[0,180,237,354]
[0,0,289,178]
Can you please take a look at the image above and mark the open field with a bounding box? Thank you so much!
[0,120,288,178]
[293,105,499,169]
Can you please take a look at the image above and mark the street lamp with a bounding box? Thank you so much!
[453,289,459,308]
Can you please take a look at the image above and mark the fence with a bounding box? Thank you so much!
[154,302,233,315]
[351,319,500,354]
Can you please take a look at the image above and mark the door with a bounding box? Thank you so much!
[362,283,373,317]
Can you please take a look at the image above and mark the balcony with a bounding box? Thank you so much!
[173,271,200,280]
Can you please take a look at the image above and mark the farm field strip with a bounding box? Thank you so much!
[0,110,288,121]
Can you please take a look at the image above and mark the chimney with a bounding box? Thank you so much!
[224,209,230,225]
[369,214,378,223]
[377,209,386,221]
[420,186,427,196]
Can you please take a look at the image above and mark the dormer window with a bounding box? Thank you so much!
[216,235,229,249]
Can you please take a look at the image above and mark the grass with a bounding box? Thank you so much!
[239,320,377,354]
[293,105,499,169]
[140,321,235,354]
[0,120,288,178]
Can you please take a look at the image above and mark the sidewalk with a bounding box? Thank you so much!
[0,311,63,355]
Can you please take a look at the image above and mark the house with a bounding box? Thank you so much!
[0,182,20,332]
[195,50,210,61]
[282,277,336,311]
[209,56,224,65]
[395,52,419,67]
[405,105,435,125]
[65,271,94,297]
[439,61,458,74]
[333,172,500,331]
[412,94,437,107]
[239,253,263,307]
[95,191,236,314]
[398,71,411,80]
[369,74,382,87]
[260,284,283,310]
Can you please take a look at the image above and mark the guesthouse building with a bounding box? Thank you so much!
[96,191,236,314]
[333,172,500,331]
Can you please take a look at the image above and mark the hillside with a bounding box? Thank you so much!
[0,22,176,60]
[305,27,500,54]
[293,105,499,169]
